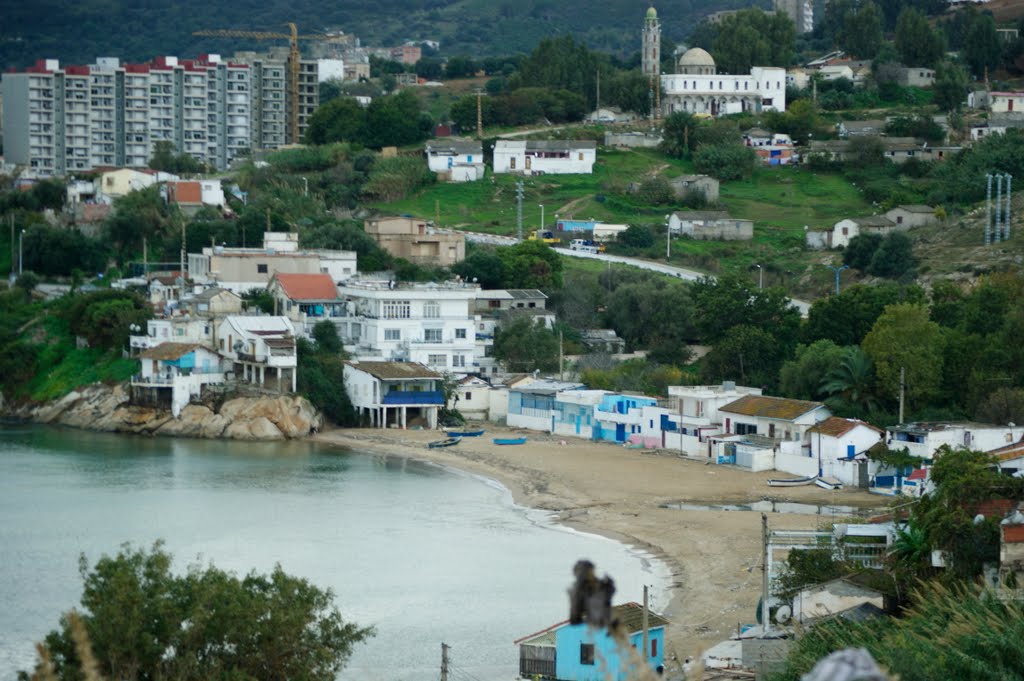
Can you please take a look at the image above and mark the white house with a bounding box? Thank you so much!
[492,140,596,175]
[506,380,585,432]
[661,48,786,116]
[215,315,298,392]
[989,92,1024,113]
[451,375,496,421]
[884,204,937,228]
[887,422,1024,459]
[343,360,445,429]
[800,417,884,486]
[425,140,485,182]
[830,215,897,249]
[663,382,764,458]
[337,279,479,374]
[180,288,243,318]
[719,394,831,445]
[132,342,226,417]
[130,317,214,352]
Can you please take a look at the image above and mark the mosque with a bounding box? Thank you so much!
[642,6,787,117]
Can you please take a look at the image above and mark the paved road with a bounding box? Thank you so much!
[461,232,812,316]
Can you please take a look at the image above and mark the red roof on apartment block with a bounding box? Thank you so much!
[124,63,150,73]
[64,65,90,75]
[273,273,338,301]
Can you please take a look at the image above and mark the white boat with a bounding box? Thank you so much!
[815,476,843,490]
[767,476,816,487]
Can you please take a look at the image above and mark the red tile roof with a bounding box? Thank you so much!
[273,273,338,301]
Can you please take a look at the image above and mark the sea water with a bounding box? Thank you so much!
[0,426,672,681]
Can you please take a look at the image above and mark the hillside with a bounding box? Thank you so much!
[0,0,765,69]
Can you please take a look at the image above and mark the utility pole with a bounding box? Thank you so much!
[441,643,450,681]
[559,329,564,381]
[1006,174,1013,240]
[515,181,525,241]
[986,174,993,246]
[143,236,148,282]
[9,215,14,280]
[435,198,441,227]
[761,513,770,634]
[475,89,484,140]
[179,215,186,303]
[642,585,650,663]
[899,366,906,424]
[596,69,601,112]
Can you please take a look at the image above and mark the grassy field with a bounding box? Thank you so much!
[375,146,873,291]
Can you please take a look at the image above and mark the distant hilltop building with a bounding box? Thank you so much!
[660,44,786,116]
[2,52,319,176]
[774,0,813,34]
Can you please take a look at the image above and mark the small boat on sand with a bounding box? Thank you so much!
[767,475,816,487]
[446,429,485,437]
[493,437,527,445]
[428,437,461,449]
[815,476,843,490]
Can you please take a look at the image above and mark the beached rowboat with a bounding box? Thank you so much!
[766,476,817,487]
[493,437,527,445]
[427,437,461,449]
[446,429,485,437]
[815,476,842,490]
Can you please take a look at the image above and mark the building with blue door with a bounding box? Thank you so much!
[132,342,226,417]
[515,602,669,681]
[552,390,609,439]
[593,394,659,444]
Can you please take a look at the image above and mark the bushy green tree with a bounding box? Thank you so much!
[362,156,435,202]
[933,61,969,113]
[778,339,847,401]
[693,143,757,180]
[701,324,783,388]
[31,542,373,681]
[62,290,152,350]
[452,247,506,289]
[963,13,1004,79]
[712,9,796,73]
[839,2,884,59]
[803,283,927,347]
[862,303,945,408]
[659,111,697,158]
[497,239,563,289]
[305,97,367,145]
[867,232,916,279]
[492,315,559,372]
[895,8,945,68]
[297,337,357,426]
[842,233,883,271]
[21,224,109,277]
[618,224,656,249]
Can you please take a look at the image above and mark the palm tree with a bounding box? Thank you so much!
[819,346,880,415]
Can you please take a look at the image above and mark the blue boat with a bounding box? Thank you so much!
[446,429,485,437]
[493,437,527,446]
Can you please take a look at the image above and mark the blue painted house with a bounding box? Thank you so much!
[515,603,669,681]
[507,380,585,432]
[593,394,659,443]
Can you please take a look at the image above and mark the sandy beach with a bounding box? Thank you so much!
[314,423,884,663]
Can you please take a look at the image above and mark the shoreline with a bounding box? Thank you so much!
[314,424,885,661]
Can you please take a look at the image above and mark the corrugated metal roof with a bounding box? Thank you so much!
[720,394,825,420]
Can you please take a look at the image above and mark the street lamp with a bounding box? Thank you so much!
[754,263,763,290]
[301,176,308,197]
[538,204,545,231]
[665,215,671,259]
[18,229,25,276]
[824,264,849,294]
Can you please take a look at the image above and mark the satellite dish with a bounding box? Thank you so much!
[775,605,792,624]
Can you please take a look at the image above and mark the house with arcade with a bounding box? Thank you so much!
[343,360,445,429]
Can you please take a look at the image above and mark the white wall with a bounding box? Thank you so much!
[736,446,775,471]
[774,451,820,478]
[507,412,551,432]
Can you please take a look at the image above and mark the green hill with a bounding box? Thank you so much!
[0,0,767,69]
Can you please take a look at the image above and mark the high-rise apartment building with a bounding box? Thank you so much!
[2,52,317,176]
[774,0,813,35]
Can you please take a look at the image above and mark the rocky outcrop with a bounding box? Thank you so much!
[15,383,322,441]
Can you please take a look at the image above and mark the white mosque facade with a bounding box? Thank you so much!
[659,46,787,117]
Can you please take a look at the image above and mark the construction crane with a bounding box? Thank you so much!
[192,23,329,144]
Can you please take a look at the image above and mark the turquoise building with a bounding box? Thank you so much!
[516,602,669,681]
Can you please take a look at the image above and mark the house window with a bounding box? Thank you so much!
[510,157,516,169]
[488,299,501,308]
[257,263,268,273]
[455,328,467,339]
[453,355,465,367]
[428,354,446,366]
[578,152,584,161]
[580,644,595,665]
[465,391,472,400]
[383,300,411,319]
[736,423,757,435]
[385,329,401,341]
[424,328,442,342]
[424,300,440,318]
[896,216,903,224]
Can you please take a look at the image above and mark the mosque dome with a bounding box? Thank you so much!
[677,47,716,75]
[646,6,658,19]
